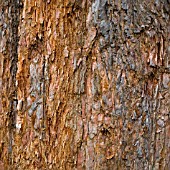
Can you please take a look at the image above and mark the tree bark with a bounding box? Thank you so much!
[0,0,170,169]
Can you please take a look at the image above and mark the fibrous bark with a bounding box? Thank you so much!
[0,0,170,169]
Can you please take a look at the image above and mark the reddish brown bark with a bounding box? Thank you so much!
[0,0,170,169]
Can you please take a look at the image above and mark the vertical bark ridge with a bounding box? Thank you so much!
[0,0,22,168]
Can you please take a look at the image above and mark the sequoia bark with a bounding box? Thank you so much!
[0,0,170,169]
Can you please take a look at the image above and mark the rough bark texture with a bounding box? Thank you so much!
[0,0,170,169]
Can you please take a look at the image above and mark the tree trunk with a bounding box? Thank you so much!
[0,0,169,169]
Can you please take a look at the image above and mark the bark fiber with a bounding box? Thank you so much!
[0,0,170,169]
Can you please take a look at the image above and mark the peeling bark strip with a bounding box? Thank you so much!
[0,0,170,169]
